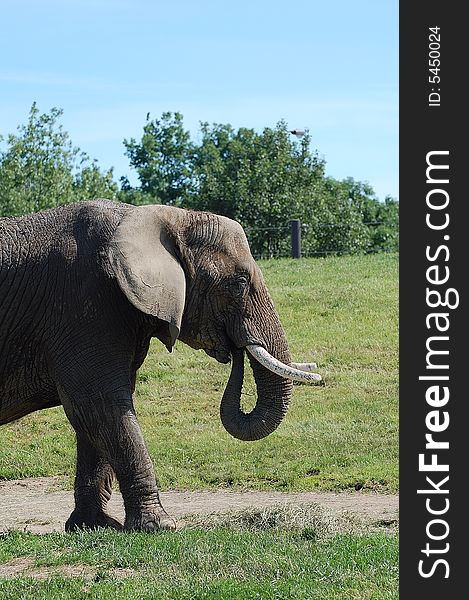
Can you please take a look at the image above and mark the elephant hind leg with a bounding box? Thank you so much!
[65,432,123,532]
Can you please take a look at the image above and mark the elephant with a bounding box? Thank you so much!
[0,199,321,532]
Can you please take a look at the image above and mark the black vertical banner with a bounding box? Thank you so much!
[400,2,466,597]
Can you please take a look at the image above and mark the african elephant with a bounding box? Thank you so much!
[0,199,320,532]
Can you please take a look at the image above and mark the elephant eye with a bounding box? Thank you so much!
[232,276,249,297]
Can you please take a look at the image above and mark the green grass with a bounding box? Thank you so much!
[0,253,398,492]
[0,506,398,599]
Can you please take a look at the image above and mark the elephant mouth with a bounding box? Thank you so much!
[204,347,231,364]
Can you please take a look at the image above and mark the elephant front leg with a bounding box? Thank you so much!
[66,432,123,532]
[60,387,176,532]
[109,402,176,532]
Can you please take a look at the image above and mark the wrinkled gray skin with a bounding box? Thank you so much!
[0,200,293,532]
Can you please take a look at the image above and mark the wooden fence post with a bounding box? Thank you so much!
[290,219,301,258]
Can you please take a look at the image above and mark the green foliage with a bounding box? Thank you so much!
[117,178,155,206]
[0,103,117,217]
[369,195,399,252]
[0,104,75,216]
[124,112,399,257]
[299,177,369,257]
[188,121,325,258]
[122,111,194,205]
[73,160,118,202]
[1,105,398,256]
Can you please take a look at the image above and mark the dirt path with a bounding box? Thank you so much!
[0,477,398,534]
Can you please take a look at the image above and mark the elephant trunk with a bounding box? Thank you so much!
[219,347,294,442]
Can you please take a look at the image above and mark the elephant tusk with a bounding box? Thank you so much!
[246,345,322,383]
[291,362,317,372]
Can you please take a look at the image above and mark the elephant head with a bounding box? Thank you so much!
[108,204,320,441]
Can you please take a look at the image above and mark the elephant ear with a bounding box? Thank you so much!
[108,205,186,350]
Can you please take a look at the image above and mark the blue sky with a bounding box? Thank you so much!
[1,0,398,200]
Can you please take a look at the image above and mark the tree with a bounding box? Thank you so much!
[73,159,118,201]
[122,111,398,257]
[330,178,399,253]
[0,103,117,217]
[0,104,76,216]
[303,177,372,256]
[122,112,194,205]
[369,195,399,252]
[189,120,325,257]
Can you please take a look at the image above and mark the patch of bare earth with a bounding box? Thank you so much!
[0,477,398,580]
[0,476,398,535]
[0,556,137,580]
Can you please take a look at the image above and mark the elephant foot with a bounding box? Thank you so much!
[124,508,177,532]
[65,509,123,532]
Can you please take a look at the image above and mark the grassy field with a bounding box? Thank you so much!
[0,253,398,492]
[0,253,399,597]
[0,505,398,599]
